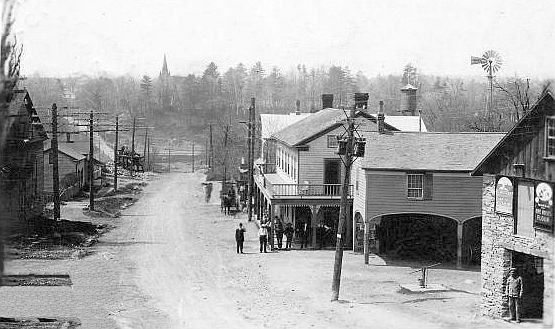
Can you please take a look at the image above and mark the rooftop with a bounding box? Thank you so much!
[44,139,86,161]
[362,132,505,172]
[260,112,311,140]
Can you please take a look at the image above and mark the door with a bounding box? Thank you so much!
[324,159,341,195]
[512,251,544,319]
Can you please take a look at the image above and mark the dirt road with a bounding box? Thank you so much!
[111,171,459,329]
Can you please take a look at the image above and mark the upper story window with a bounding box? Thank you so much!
[327,135,338,148]
[407,173,433,200]
[407,174,423,199]
[546,116,555,158]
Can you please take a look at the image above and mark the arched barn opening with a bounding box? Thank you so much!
[462,216,482,266]
[376,213,458,263]
[315,207,339,249]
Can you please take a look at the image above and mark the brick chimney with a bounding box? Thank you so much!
[296,100,301,115]
[400,84,418,116]
[322,94,333,109]
[378,100,385,134]
[354,93,369,110]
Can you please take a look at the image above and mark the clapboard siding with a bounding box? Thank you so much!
[298,120,377,184]
[351,158,366,219]
[477,95,555,181]
[365,171,483,222]
[43,150,84,192]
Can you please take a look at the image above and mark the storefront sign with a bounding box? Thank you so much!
[534,182,554,232]
[495,177,513,215]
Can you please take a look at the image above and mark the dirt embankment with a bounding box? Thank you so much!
[7,181,147,261]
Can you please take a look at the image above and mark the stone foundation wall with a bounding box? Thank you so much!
[481,175,554,326]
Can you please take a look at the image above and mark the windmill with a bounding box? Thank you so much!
[471,50,503,114]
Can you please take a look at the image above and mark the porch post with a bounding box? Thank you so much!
[310,205,320,248]
[364,221,370,264]
[457,221,463,269]
[269,203,274,250]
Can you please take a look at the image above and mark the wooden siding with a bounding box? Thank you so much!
[365,171,483,223]
[478,95,555,181]
[43,150,85,193]
[351,158,366,220]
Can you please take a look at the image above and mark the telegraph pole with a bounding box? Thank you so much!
[89,110,95,211]
[247,98,255,222]
[113,115,119,191]
[209,123,213,169]
[331,105,356,301]
[51,104,61,221]
[130,116,136,176]
[192,141,195,172]
[167,148,171,172]
[147,137,150,171]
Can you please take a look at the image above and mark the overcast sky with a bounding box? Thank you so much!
[11,0,555,79]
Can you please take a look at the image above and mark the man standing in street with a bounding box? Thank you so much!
[274,216,284,249]
[235,223,246,254]
[284,222,294,250]
[258,221,269,253]
[505,267,523,323]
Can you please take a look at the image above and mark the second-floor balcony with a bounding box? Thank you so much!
[254,163,352,198]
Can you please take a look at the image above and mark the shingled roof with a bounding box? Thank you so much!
[271,108,398,146]
[44,139,86,161]
[260,113,311,140]
[362,132,504,172]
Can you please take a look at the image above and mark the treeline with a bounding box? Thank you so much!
[21,62,551,134]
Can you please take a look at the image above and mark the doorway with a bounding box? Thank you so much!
[324,159,341,195]
[511,251,544,319]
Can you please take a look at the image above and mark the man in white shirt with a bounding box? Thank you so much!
[259,221,269,253]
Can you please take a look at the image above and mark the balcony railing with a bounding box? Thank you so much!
[257,163,276,174]
[271,183,352,197]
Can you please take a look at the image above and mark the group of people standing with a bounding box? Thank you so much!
[235,216,304,254]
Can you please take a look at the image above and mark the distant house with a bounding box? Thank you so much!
[472,90,554,325]
[43,140,86,199]
[0,90,47,226]
[254,94,399,249]
[352,130,503,268]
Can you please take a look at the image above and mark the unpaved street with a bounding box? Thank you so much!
[1,171,529,329]
[117,171,435,329]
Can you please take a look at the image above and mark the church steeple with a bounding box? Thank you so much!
[160,54,170,77]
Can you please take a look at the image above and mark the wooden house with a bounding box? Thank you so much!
[254,97,400,249]
[43,140,86,199]
[0,90,47,228]
[472,89,554,325]
[353,131,503,268]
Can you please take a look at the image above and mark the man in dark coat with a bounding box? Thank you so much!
[284,222,294,250]
[274,216,284,249]
[235,223,246,254]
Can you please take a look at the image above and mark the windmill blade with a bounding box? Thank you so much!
[471,56,483,65]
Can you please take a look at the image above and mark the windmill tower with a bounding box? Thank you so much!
[471,50,503,114]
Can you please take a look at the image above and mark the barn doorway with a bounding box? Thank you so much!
[294,206,312,247]
[462,217,482,265]
[377,214,457,263]
[511,251,544,320]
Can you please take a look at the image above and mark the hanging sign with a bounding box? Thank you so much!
[495,177,513,215]
[534,181,554,232]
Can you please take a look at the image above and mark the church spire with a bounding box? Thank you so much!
[161,54,170,77]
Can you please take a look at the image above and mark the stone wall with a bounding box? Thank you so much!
[481,174,554,325]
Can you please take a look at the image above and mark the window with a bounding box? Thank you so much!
[327,135,338,148]
[407,174,424,199]
[406,173,433,200]
[547,117,555,158]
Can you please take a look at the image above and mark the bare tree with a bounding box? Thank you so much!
[0,0,22,283]
[494,77,532,121]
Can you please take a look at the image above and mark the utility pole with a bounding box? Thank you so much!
[131,116,136,176]
[209,123,213,169]
[167,148,171,172]
[331,105,356,301]
[147,137,150,171]
[113,115,119,192]
[89,110,95,211]
[51,103,61,221]
[192,141,195,172]
[247,98,255,222]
